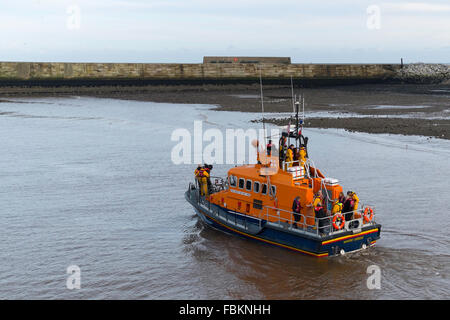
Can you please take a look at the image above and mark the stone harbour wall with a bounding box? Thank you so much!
[0,61,407,85]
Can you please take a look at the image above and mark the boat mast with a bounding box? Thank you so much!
[295,96,299,149]
[291,76,295,114]
[302,93,305,123]
[259,67,267,150]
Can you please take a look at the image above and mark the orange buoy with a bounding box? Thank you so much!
[363,207,374,223]
[332,213,345,230]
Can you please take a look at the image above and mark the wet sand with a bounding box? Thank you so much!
[262,117,449,140]
[1,83,449,139]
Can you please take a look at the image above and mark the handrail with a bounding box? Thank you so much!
[189,181,376,237]
[210,176,225,184]
[282,160,305,172]
[263,204,376,236]
[208,176,227,193]
[264,205,308,229]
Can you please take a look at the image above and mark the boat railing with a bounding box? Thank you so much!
[188,182,199,202]
[209,176,227,193]
[261,204,377,237]
[282,160,303,171]
[188,182,377,237]
[188,181,224,213]
[190,176,227,197]
[282,160,297,169]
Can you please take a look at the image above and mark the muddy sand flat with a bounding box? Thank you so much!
[1,83,449,139]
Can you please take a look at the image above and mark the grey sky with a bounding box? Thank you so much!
[1,0,449,63]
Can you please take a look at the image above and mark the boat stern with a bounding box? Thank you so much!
[320,225,381,256]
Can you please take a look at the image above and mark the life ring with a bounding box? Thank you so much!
[363,207,374,222]
[332,213,345,230]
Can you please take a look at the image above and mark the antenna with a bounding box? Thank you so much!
[259,67,266,148]
[302,93,306,123]
[291,76,295,114]
[295,96,300,148]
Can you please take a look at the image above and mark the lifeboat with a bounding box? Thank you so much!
[185,100,381,257]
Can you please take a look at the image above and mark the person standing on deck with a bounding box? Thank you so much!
[293,147,299,166]
[338,192,346,205]
[342,191,359,222]
[200,167,209,196]
[348,191,359,211]
[194,164,202,190]
[203,164,213,195]
[292,196,303,229]
[332,199,343,215]
[313,190,329,235]
[313,190,323,211]
[299,146,307,173]
[266,140,273,156]
[254,140,261,164]
[279,134,287,166]
[285,144,294,169]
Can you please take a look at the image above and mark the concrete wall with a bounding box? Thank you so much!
[0,61,400,85]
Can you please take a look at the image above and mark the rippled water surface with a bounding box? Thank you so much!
[0,97,449,299]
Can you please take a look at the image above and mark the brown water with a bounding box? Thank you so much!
[0,97,449,299]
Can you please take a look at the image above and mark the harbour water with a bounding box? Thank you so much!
[0,97,449,299]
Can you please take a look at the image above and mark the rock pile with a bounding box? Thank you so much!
[395,63,450,83]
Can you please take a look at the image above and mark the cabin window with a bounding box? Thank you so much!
[245,179,252,191]
[238,178,245,189]
[270,185,276,196]
[261,183,268,195]
[229,175,237,187]
[254,181,261,193]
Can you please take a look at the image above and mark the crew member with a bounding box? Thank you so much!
[342,198,352,222]
[299,146,307,172]
[194,164,202,189]
[338,192,346,205]
[266,140,273,156]
[313,190,329,235]
[203,164,213,194]
[285,144,294,169]
[291,196,302,229]
[343,191,359,222]
[197,166,204,195]
[255,140,261,164]
[332,199,343,215]
[348,191,359,211]
[279,134,287,166]
[313,190,323,211]
[200,166,209,196]
[293,147,299,166]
